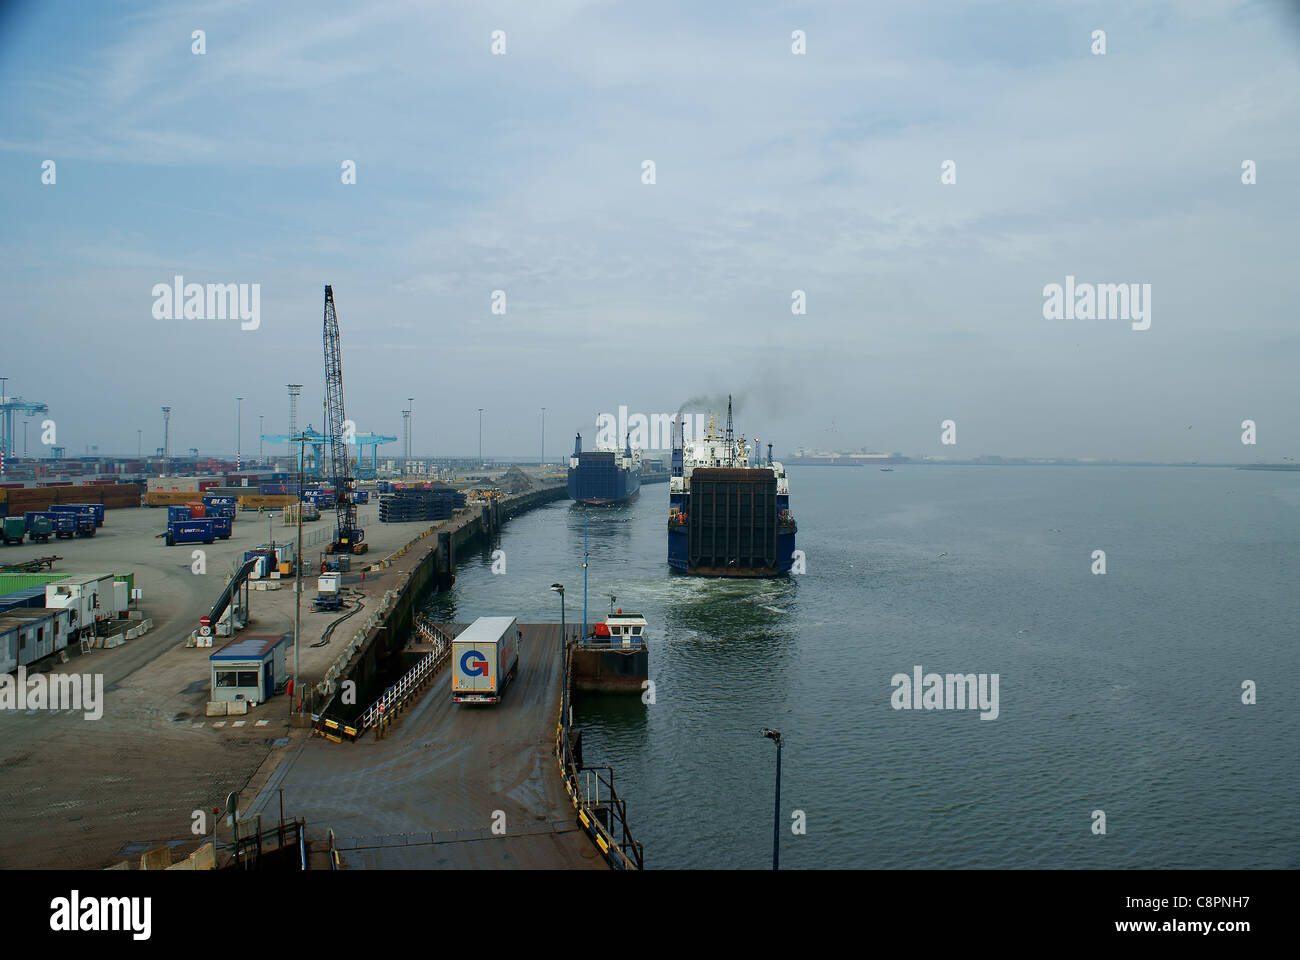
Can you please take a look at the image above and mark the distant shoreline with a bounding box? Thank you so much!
[784,460,1300,470]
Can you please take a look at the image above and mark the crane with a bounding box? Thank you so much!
[322,285,366,554]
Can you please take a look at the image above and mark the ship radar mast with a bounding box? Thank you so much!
[725,394,734,466]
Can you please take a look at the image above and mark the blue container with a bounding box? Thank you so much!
[168,506,192,523]
[212,515,233,539]
[166,519,215,545]
[203,495,238,507]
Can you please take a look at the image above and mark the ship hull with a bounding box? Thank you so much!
[668,467,795,577]
[568,451,640,505]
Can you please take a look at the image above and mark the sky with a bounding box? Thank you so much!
[1,0,1298,462]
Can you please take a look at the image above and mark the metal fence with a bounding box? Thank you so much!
[358,615,453,734]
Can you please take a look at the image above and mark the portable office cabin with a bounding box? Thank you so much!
[44,574,115,636]
[0,608,75,673]
[209,634,289,704]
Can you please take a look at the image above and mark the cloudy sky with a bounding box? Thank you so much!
[1,0,1297,462]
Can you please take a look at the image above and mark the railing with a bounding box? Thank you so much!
[356,615,452,734]
[554,646,643,870]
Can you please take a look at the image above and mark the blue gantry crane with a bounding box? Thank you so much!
[0,377,49,470]
[260,426,396,480]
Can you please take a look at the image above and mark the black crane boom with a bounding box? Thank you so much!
[322,285,363,553]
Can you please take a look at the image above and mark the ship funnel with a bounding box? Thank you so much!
[625,431,632,458]
[574,432,582,457]
[671,416,684,477]
[767,442,773,465]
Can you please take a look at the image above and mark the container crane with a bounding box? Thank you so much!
[322,285,365,554]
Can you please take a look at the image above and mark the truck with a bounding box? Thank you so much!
[451,616,520,705]
[166,519,215,546]
[22,512,55,543]
[2,516,25,545]
[62,503,104,527]
[54,513,77,539]
[51,504,98,535]
[74,511,97,537]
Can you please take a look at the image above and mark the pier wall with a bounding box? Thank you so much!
[313,485,567,727]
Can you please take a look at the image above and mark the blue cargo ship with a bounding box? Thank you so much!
[668,396,796,577]
[568,433,641,505]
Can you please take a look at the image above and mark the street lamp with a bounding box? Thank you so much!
[477,408,484,466]
[762,728,783,870]
[541,407,545,466]
[550,583,568,758]
[235,397,244,471]
[290,433,309,718]
[259,415,264,464]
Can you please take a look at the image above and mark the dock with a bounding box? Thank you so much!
[244,624,606,869]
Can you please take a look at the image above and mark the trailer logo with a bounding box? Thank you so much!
[460,650,489,677]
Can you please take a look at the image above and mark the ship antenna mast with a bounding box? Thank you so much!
[725,394,734,466]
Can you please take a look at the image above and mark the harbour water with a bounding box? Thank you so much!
[423,466,1300,869]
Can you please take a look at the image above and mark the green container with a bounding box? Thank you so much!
[2,516,26,542]
[114,573,134,597]
[0,572,68,593]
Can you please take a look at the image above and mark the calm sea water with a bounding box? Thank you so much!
[423,466,1300,869]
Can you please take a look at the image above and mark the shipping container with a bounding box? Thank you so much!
[0,585,54,615]
[184,501,207,518]
[212,515,233,539]
[51,503,104,526]
[0,572,68,594]
[166,519,216,545]
[167,506,192,523]
[451,617,520,704]
[54,513,76,538]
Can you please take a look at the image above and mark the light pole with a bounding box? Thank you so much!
[291,433,308,719]
[550,583,568,758]
[235,397,244,471]
[477,408,483,466]
[408,397,414,472]
[582,515,588,641]
[22,419,28,457]
[137,429,141,459]
[541,407,545,466]
[259,415,264,464]
[762,729,783,870]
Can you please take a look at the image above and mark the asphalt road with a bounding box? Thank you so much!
[246,623,603,869]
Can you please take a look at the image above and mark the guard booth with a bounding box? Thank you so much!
[209,634,290,705]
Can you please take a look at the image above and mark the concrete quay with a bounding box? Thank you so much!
[0,477,566,868]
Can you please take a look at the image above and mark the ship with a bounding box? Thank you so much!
[668,396,796,577]
[567,432,641,505]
